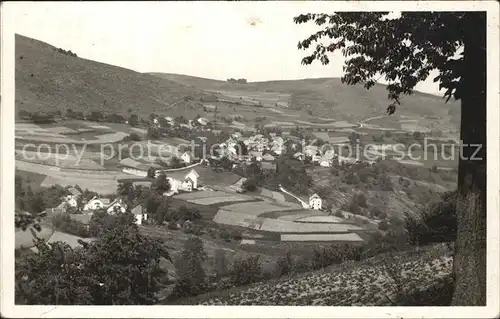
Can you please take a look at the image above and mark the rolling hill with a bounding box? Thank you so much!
[150,73,461,129]
[15,34,208,118]
[15,33,460,131]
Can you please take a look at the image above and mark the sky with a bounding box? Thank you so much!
[5,1,443,95]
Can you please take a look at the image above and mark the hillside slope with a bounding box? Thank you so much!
[15,35,207,118]
[150,73,461,128]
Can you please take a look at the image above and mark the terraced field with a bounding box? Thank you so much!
[189,250,453,305]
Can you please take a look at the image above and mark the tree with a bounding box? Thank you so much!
[214,249,228,279]
[152,173,171,194]
[295,11,486,305]
[147,167,156,179]
[154,198,171,225]
[83,224,169,304]
[16,216,170,305]
[173,236,207,297]
[242,178,257,192]
[128,114,139,127]
[230,255,262,286]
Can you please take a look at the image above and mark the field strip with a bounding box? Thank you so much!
[41,175,118,194]
[260,218,362,233]
[280,233,364,242]
[277,212,328,221]
[174,190,250,200]
[213,209,264,230]
[187,196,251,205]
[221,201,296,216]
[295,215,346,223]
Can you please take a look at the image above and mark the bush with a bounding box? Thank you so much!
[353,193,368,208]
[378,219,390,231]
[275,251,293,277]
[406,190,457,246]
[231,229,243,241]
[230,256,262,286]
[125,132,142,142]
[219,229,231,241]
[371,206,387,219]
[242,178,257,192]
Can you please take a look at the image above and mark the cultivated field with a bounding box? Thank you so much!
[280,233,363,242]
[16,150,103,170]
[221,202,297,216]
[188,196,251,206]
[294,215,345,223]
[259,218,362,233]
[16,160,129,194]
[193,252,453,305]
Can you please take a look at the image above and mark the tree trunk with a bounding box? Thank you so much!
[451,12,487,306]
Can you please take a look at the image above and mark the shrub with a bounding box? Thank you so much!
[230,255,262,286]
[274,251,293,277]
[126,132,142,142]
[219,229,231,241]
[378,219,390,231]
[231,229,243,241]
[242,178,258,192]
[353,193,368,208]
[406,190,457,246]
[173,237,207,297]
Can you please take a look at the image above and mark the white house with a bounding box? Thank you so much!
[248,151,263,162]
[309,193,323,210]
[180,152,192,164]
[107,198,127,214]
[131,205,147,225]
[63,195,78,208]
[197,117,209,126]
[319,160,332,167]
[165,169,200,194]
[83,196,110,211]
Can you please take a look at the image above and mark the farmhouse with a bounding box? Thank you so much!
[309,193,323,210]
[248,151,263,161]
[83,196,110,211]
[63,195,78,208]
[107,198,127,214]
[180,152,193,164]
[67,187,82,197]
[119,158,149,177]
[197,117,209,126]
[131,204,147,225]
[165,169,200,194]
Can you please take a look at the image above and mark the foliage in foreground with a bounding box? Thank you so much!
[15,214,170,305]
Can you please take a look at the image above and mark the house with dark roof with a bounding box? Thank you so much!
[67,187,82,197]
[30,231,95,253]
